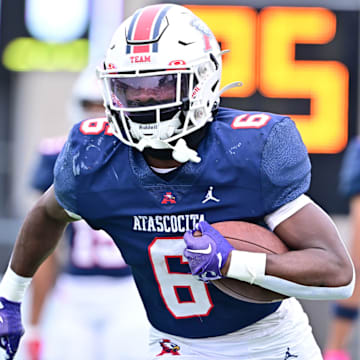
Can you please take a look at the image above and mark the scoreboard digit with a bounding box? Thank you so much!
[260,7,348,154]
[187,5,351,154]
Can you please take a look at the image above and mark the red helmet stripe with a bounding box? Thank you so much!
[133,5,165,54]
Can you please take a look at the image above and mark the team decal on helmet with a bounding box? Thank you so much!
[125,4,172,54]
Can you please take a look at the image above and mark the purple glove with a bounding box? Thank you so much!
[184,221,234,281]
[0,297,24,360]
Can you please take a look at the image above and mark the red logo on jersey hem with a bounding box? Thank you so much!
[156,339,181,356]
[161,192,176,204]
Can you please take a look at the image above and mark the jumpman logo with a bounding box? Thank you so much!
[202,186,220,204]
[284,347,298,359]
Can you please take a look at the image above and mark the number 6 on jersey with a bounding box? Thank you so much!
[149,237,213,318]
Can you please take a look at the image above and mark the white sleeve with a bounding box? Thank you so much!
[253,273,355,300]
[227,250,355,300]
[264,194,312,231]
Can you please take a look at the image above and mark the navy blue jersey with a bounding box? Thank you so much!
[31,137,131,277]
[54,108,311,338]
[339,137,360,198]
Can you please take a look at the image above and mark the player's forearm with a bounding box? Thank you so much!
[0,187,72,303]
[223,246,354,287]
[224,249,354,300]
[265,249,352,287]
[264,201,354,298]
[0,203,65,303]
[252,239,355,300]
[10,186,71,277]
[10,201,67,277]
[222,231,353,288]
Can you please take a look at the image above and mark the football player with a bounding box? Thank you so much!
[323,137,360,360]
[0,4,355,360]
[18,68,149,360]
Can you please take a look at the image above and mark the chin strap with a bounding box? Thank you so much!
[137,137,201,163]
[171,139,201,163]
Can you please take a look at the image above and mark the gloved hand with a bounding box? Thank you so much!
[184,221,234,281]
[0,297,24,360]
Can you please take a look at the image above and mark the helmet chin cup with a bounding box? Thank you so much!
[137,138,169,152]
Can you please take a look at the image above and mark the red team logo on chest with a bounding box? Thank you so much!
[161,192,176,204]
[157,339,181,356]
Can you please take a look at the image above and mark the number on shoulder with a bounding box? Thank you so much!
[79,118,114,136]
[231,113,271,129]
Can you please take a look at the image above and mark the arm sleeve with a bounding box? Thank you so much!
[53,128,79,215]
[254,272,355,300]
[339,137,360,198]
[264,194,313,231]
[261,118,311,214]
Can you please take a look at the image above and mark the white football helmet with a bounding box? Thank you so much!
[97,3,240,163]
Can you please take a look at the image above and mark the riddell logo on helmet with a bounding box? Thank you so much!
[130,55,151,63]
[140,124,157,129]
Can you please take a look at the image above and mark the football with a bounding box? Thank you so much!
[210,221,289,303]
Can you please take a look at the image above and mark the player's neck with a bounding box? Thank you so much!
[143,154,182,169]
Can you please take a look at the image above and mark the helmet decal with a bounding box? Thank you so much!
[126,4,172,54]
[168,60,186,66]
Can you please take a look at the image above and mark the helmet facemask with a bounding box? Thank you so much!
[100,54,221,163]
[106,71,189,141]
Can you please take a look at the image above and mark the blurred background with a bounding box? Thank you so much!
[0,0,359,358]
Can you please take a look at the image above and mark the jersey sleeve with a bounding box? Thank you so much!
[53,127,80,214]
[30,153,58,193]
[338,137,360,198]
[260,117,311,214]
